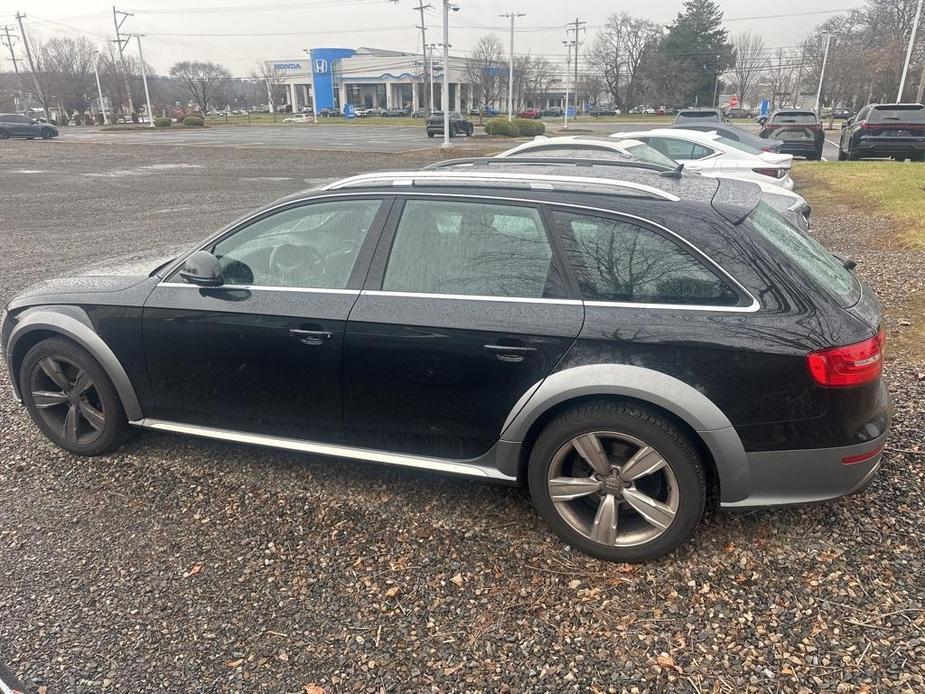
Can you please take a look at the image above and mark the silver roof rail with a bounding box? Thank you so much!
[322,170,681,201]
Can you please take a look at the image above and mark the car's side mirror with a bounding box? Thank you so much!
[179,250,224,287]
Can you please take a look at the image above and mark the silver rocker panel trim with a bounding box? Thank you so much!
[131,418,517,482]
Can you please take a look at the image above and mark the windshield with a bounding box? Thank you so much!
[716,135,762,155]
[623,143,678,168]
[746,202,859,307]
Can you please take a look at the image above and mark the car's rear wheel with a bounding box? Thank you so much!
[837,147,847,161]
[19,337,130,456]
[912,153,924,162]
[41,128,54,139]
[528,401,706,562]
[0,129,9,140]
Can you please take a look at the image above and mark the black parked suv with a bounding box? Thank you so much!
[838,103,925,161]
[425,111,473,138]
[1,170,889,562]
[759,110,825,160]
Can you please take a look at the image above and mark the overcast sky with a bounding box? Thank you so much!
[4,0,858,75]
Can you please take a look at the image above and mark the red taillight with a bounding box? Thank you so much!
[806,329,885,387]
[761,145,775,152]
[752,167,786,179]
[841,444,884,465]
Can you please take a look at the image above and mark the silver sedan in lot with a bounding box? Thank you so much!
[0,114,59,140]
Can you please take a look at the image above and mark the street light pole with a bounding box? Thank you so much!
[562,39,574,129]
[132,34,154,127]
[304,48,319,123]
[428,43,437,114]
[896,0,923,102]
[93,51,107,125]
[441,1,456,150]
[814,33,833,113]
[501,11,525,122]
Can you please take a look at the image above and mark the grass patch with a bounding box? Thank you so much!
[793,161,925,247]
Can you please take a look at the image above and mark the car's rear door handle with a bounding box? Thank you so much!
[484,343,537,363]
[290,328,333,346]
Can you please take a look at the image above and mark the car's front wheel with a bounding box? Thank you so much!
[528,401,706,562]
[19,337,130,456]
[41,128,55,139]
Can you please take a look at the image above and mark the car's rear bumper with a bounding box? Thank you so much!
[779,140,822,156]
[721,432,888,509]
[854,138,925,155]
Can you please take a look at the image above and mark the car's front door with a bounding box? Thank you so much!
[3,115,31,136]
[342,196,584,459]
[143,196,391,441]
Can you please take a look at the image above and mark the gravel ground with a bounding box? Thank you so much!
[1,143,923,693]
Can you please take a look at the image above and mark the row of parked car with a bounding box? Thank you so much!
[674,104,925,161]
[2,105,891,563]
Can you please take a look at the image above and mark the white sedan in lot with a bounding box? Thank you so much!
[497,135,811,229]
[610,128,795,189]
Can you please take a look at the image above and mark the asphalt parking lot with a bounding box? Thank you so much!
[1,139,923,692]
[58,120,843,159]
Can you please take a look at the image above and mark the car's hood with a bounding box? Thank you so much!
[6,246,186,309]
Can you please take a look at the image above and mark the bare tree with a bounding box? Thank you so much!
[729,31,767,107]
[256,61,286,113]
[465,34,505,114]
[585,13,662,109]
[169,60,231,114]
[765,49,796,109]
[40,36,97,118]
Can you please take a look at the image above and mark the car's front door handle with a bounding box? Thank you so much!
[483,343,537,363]
[290,328,333,346]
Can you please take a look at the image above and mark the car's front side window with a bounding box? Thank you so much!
[382,199,562,299]
[200,199,382,289]
[552,210,740,306]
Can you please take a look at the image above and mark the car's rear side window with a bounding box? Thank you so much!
[746,202,860,307]
[870,105,925,123]
[382,199,563,299]
[551,210,740,306]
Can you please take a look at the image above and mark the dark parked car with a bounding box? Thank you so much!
[0,113,59,140]
[540,107,563,117]
[673,109,726,125]
[759,110,824,160]
[670,122,783,153]
[425,111,473,137]
[588,106,618,117]
[2,168,888,562]
[838,103,925,161]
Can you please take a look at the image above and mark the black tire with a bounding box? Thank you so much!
[41,128,54,139]
[528,401,706,562]
[19,336,130,456]
[0,129,8,140]
[912,153,924,162]
[809,147,823,161]
[837,148,847,161]
[427,131,435,138]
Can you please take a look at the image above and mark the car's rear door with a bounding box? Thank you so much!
[142,195,392,442]
[342,195,584,459]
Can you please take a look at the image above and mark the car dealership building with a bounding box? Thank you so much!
[266,47,474,113]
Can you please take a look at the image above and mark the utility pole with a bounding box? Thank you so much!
[792,46,806,108]
[562,39,574,129]
[441,1,456,149]
[93,50,108,124]
[501,11,525,122]
[15,13,47,117]
[896,0,923,102]
[112,6,136,117]
[2,25,27,111]
[814,33,833,113]
[132,34,154,126]
[566,18,586,116]
[413,1,432,114]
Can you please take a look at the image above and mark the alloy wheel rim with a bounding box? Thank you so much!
[547,431,679,548]
[30,356,106,445]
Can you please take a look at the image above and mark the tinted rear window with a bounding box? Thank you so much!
[870,105,925,123]
[771,112,817,123]
[677,111,721,121]
[746,202,860,307]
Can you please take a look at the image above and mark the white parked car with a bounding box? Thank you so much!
[497,135,810,229]
[610,128,795,190]
[282,114,313,123]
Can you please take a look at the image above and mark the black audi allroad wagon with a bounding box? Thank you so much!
[1,168,889,561]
